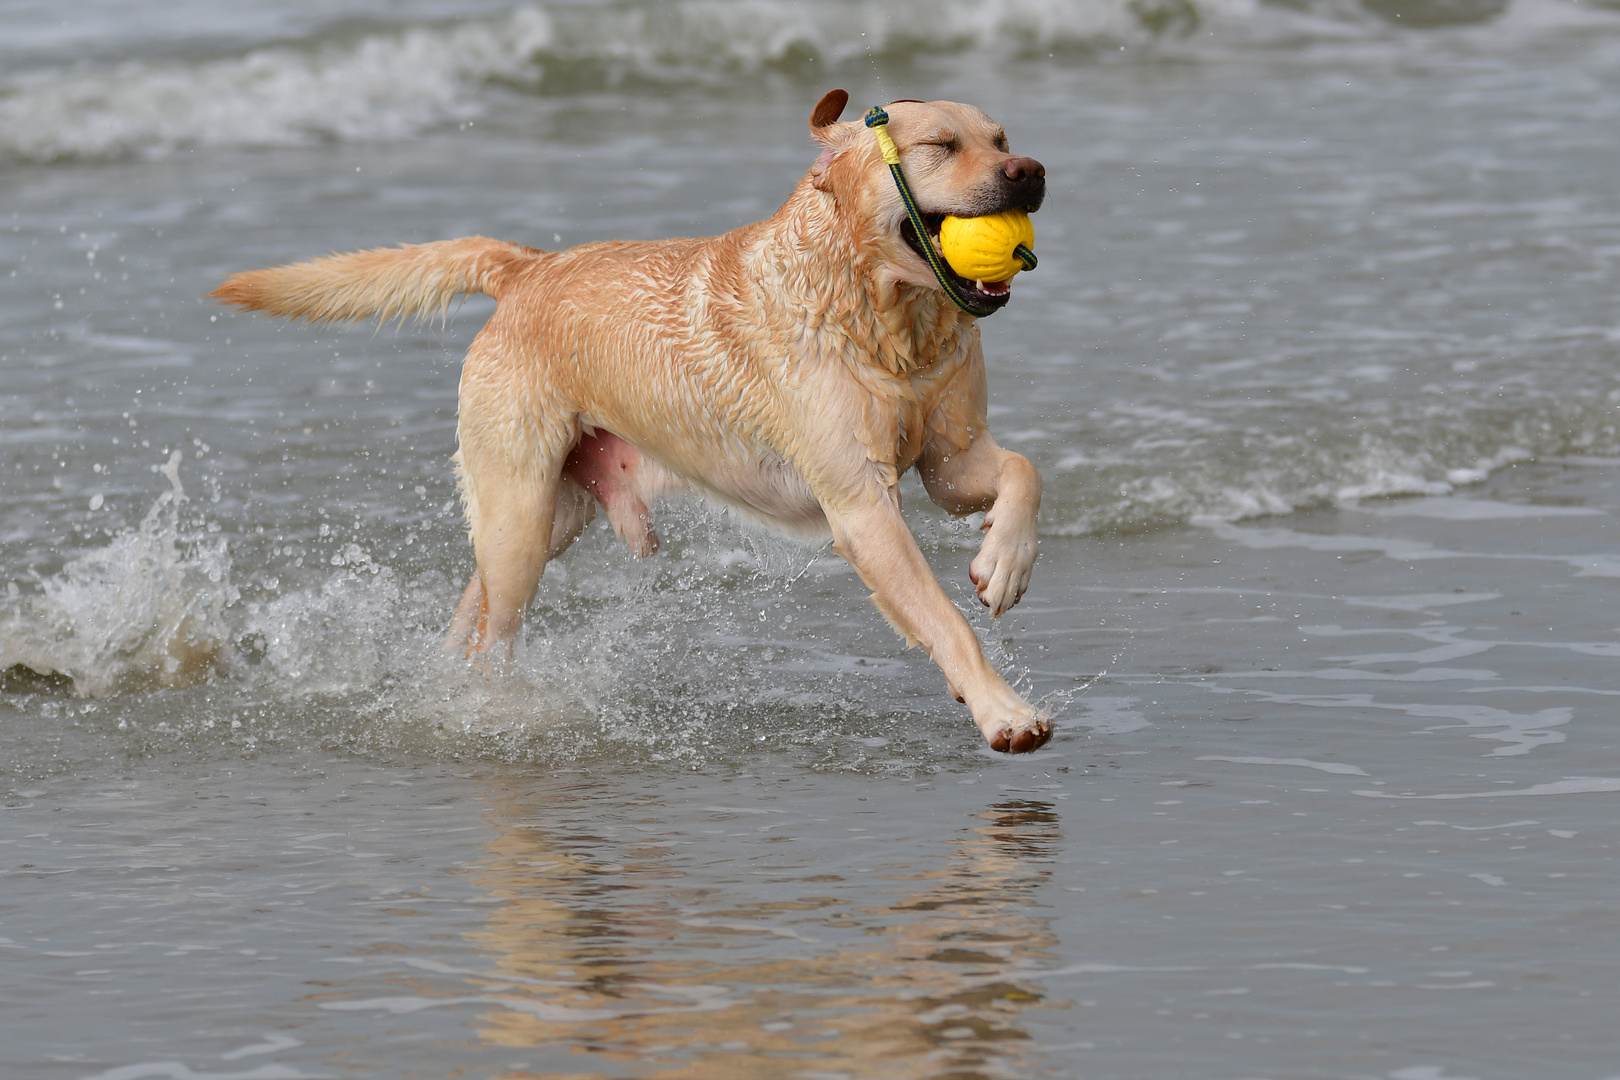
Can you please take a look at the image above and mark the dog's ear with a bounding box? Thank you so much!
[809,89,848,134]
[808,89,864,193]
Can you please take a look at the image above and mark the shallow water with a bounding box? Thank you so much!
[4,2,1620,1077]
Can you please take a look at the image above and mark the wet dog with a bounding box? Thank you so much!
[212,89,1051,753]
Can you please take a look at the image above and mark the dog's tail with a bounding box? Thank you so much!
[210,236,540,325]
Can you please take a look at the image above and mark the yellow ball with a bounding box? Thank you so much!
[938,210,1036,283]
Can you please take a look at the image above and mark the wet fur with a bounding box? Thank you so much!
[212,91,1051,753]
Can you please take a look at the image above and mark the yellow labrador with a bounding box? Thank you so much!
[213,90,1051,753]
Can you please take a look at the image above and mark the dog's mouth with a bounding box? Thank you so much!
[901,213,1013,312]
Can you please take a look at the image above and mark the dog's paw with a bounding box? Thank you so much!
[969,688,1052,754]
[988,715,1053,754]
[977,700,1052,754]
[968,505,1037,616]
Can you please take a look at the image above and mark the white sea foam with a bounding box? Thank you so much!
[1351,497,1605,520]
[1413,820,1541,830]
[1342,593,1500,612]
[219,1035,303,1062]
[1048,442,1554,536]
[0,464,443,705]
[0,11,555,161]
[80,1061,319,1080]
[0,453,237,698]
[1198,755,1368,775]
[1355,777,1620,799]
[1209,667,1498,683]
[1205,683,1570,756]
[0,0,1258,162]
[241,550,405,696]
[1199,520,1620,580]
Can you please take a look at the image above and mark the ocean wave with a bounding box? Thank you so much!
[1040,394,1619,536]
[0,0,1261,162]
[0,11,553,162]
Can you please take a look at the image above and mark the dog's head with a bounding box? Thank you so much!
[808,88,1045,315]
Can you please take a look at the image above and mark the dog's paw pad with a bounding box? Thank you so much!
[990,719,1052,754]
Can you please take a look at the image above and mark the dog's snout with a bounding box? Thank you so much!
[1001,156,1045,212]
[1002,156,1044,183]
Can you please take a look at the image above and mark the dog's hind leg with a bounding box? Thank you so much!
[444,475,594,654]
[446,573,485,654]
[446,335,578,658]
[455,440,567,657]
[547,474,598,557]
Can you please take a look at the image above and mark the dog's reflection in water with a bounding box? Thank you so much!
[464,792,1066,1079]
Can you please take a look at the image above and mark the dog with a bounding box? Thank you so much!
[212,89,1052,753]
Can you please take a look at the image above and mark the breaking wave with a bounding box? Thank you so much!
[0,0,1270,162]
[1029,367,1620,536]
[1043,422,1552,537]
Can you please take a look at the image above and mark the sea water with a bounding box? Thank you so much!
[3,2,1620,1077]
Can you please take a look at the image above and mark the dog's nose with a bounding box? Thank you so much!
[1002,157,1045,183]
[1001,156,1046,212]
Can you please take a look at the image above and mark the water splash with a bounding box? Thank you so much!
[0,452,237,698]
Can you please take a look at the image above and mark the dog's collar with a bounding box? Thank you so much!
[863,105,1034,319]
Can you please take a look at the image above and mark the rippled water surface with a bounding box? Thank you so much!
[3,1,1620,1077]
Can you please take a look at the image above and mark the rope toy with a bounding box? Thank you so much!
[864,105,1037,318]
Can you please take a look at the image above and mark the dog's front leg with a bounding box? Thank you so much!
[827,488,1051,753]
[919,431,1042,617]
